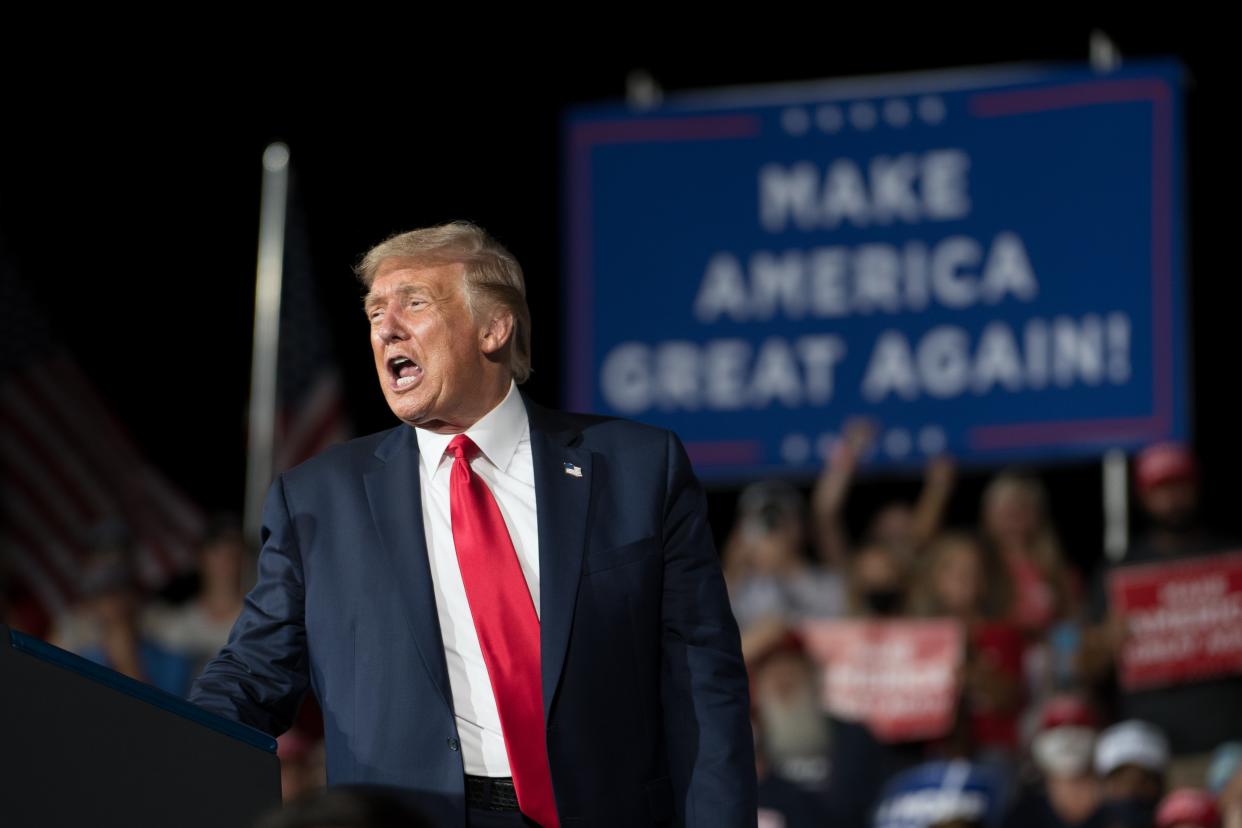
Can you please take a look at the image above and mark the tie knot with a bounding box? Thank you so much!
[447,433,480,463]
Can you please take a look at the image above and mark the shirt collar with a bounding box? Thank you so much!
[414,379,527,477]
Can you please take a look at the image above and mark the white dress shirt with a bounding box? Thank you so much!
[414,378,539,776]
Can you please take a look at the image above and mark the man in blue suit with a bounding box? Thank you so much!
[189,221,756,827]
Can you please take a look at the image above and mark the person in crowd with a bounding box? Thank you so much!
[725,479,847,661]
[48,521,132,654]
[1208,744,1242,801]
[819,550,937,825]
[847,541,909,619]
[747,630,832,789]
[1126,443,1223,562]
[71,542,195,697]
[1081,442,1242,776]
[1155,788,1221,828]
[811,418,956,569]
[754,717,831,828]
[909,532,1025,762]
[980,471,1080,639]
[1009,694,1109,827]
[1207,744,1242,828]
[871,759,1009,828]
[1095,719,1171,827]
[979,470,1089,735]
[821,714,929,827]
[145,517,247,677]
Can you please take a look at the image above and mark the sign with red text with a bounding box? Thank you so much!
[801,619,964,742]
[1110,552,1242,690]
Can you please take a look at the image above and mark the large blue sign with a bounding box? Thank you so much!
[562,61,1187,480]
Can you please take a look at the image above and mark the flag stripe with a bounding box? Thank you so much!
[0,416,97,529]
[3,250,205,620]
[0,473,88,567]
[0,392,171,589]
[276,376,346,471]
[269,174,352,477]
[2,361,198,598]
[17,366,179,572]
[277,373,339,461]
[1,494,83,599]
[57,356,205,539]
[0,385,117,518]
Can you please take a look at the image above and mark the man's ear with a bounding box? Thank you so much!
[480,308,515,356]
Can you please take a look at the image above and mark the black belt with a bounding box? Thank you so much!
[465,773,520,812]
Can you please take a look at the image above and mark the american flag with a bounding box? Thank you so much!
[271,171,350,473]
[0,240,205,624]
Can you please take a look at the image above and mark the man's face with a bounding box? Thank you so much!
[366,258,490,432]
[1103,765,1164,804]
[1140,479,1198,529]
[200,536,244,589]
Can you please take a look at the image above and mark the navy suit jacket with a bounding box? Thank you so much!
[189,390,756,826]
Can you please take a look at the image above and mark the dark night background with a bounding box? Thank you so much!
[1,25,1233,573]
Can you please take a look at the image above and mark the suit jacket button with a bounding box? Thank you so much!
[447,738,460,751]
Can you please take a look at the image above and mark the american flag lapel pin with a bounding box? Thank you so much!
[563,462,583,478]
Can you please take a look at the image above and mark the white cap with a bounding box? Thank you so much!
[1095,720,1170,777]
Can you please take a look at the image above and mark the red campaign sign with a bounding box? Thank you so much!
[800,619,965,743]
[1110,552,1242,691]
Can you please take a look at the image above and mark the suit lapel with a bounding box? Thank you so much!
[522,392,592,719]
[362,394,592,722]
[363,425,455,713]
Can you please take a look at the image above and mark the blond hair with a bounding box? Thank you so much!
[354,220,532,383]
[981,470,1076,621]
[982,473,1066,575]
[908,530,1012,619]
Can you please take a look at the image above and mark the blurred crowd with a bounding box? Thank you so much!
[0,516,328,805]
[739,423,1242,828]
[4,425,1242,828]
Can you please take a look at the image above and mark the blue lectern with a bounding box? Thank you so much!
[0,625,281,827]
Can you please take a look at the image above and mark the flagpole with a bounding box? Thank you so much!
[244,143,290,546]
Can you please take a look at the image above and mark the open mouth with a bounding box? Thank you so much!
[387,355,423,390]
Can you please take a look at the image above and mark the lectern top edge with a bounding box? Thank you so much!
[5,626,278,754]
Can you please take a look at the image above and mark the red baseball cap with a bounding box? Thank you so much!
[1135,443,1198,493]
[1156,788,1220,828]
[1039,694,1098,731]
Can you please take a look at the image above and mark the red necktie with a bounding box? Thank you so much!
[447,434,559,828]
